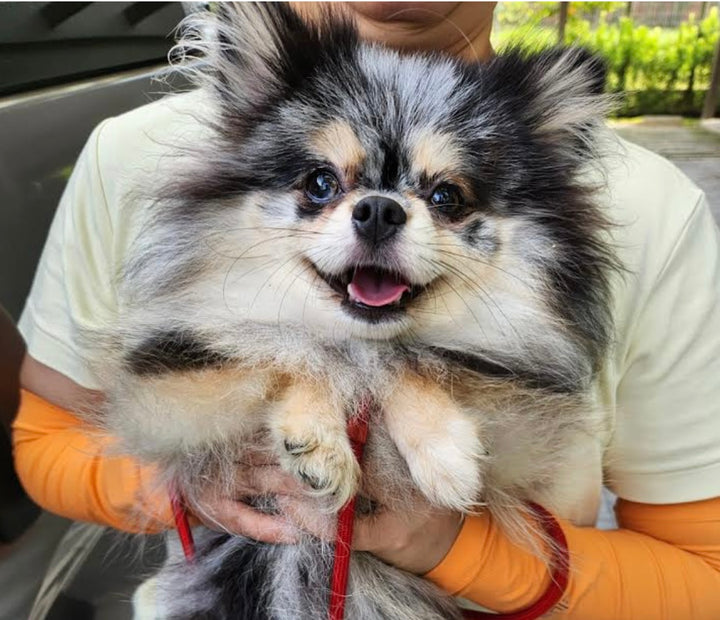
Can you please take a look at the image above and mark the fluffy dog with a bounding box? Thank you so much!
[90,3,617,618]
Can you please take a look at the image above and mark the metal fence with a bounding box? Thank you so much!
[496,2,717,30]
[629,2,711,28]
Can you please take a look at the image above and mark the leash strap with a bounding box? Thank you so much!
[328,398,372,620]
[171,490,196,562]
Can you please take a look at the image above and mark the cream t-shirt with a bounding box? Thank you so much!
[18,93,720,513]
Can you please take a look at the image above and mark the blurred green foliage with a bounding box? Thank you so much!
[493,3,720,116]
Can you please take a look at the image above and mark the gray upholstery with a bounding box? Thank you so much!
[0,304,39,543]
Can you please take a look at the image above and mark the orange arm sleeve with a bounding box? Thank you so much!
[425,496,720,618]
[12,389,173,533]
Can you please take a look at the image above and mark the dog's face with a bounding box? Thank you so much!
[133,4,616,387]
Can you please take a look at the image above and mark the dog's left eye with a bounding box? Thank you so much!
[429,184,468,221]
[305,170,341,204]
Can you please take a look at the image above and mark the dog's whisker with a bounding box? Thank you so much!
[276,259,319,328]
[243,252,308,317]
[428,257,511,330]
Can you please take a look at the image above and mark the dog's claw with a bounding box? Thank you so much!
[284,439,314,455]
[298,471,328,490]
[278,429,360,510]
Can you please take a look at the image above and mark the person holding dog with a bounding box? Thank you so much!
[13,3,720,618]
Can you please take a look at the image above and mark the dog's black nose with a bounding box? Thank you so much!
[352,196,406,245]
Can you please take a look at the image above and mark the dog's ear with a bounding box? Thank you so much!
[484,47,610,154]
[175,3,357,135]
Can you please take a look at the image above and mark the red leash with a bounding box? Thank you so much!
[170,489,195,562]
[461,502,570,620]
[170,400,569,620]
[328,399,371,620]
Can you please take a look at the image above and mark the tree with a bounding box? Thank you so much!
[558,2,569,44]
[702,35,720,118]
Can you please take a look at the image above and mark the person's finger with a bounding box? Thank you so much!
[276,494,337,541]
[194,497,299,544]
[351,516,372,550]
[234,464,307,497]
[234,446,278,467]
[351,511,396,551]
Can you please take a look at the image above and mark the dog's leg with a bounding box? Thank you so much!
[108,366,276,462]
[384,373,485,512]
[269,382,359,511]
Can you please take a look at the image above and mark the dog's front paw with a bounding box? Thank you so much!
[270,382,360,511]
[279,428,360,510]
[402,417,486,512]
[385,375,486,512]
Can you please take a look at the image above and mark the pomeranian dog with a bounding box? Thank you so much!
[89,3,617,618]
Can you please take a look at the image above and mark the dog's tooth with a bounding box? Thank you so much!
[348,284,358,303]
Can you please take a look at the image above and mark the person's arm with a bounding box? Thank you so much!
[13,355,173,533]
[421,497,720,617]
[10,114,182,533]
[14,354,304,539]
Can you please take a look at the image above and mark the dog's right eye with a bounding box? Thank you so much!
[305,170,341,204]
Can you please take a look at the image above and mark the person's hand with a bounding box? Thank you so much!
[187,451,299,544]
[187,451,336,544]
[352,505,464,574]
[189,452,464,575]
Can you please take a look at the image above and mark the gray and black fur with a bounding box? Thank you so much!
[87,3,619,618]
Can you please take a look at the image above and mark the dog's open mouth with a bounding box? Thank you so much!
[311,263,426,321]
[348,267,409,307]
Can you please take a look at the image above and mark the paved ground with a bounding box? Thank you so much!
[610,116,720,223]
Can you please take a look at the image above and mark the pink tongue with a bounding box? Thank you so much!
[348,267,409,307]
